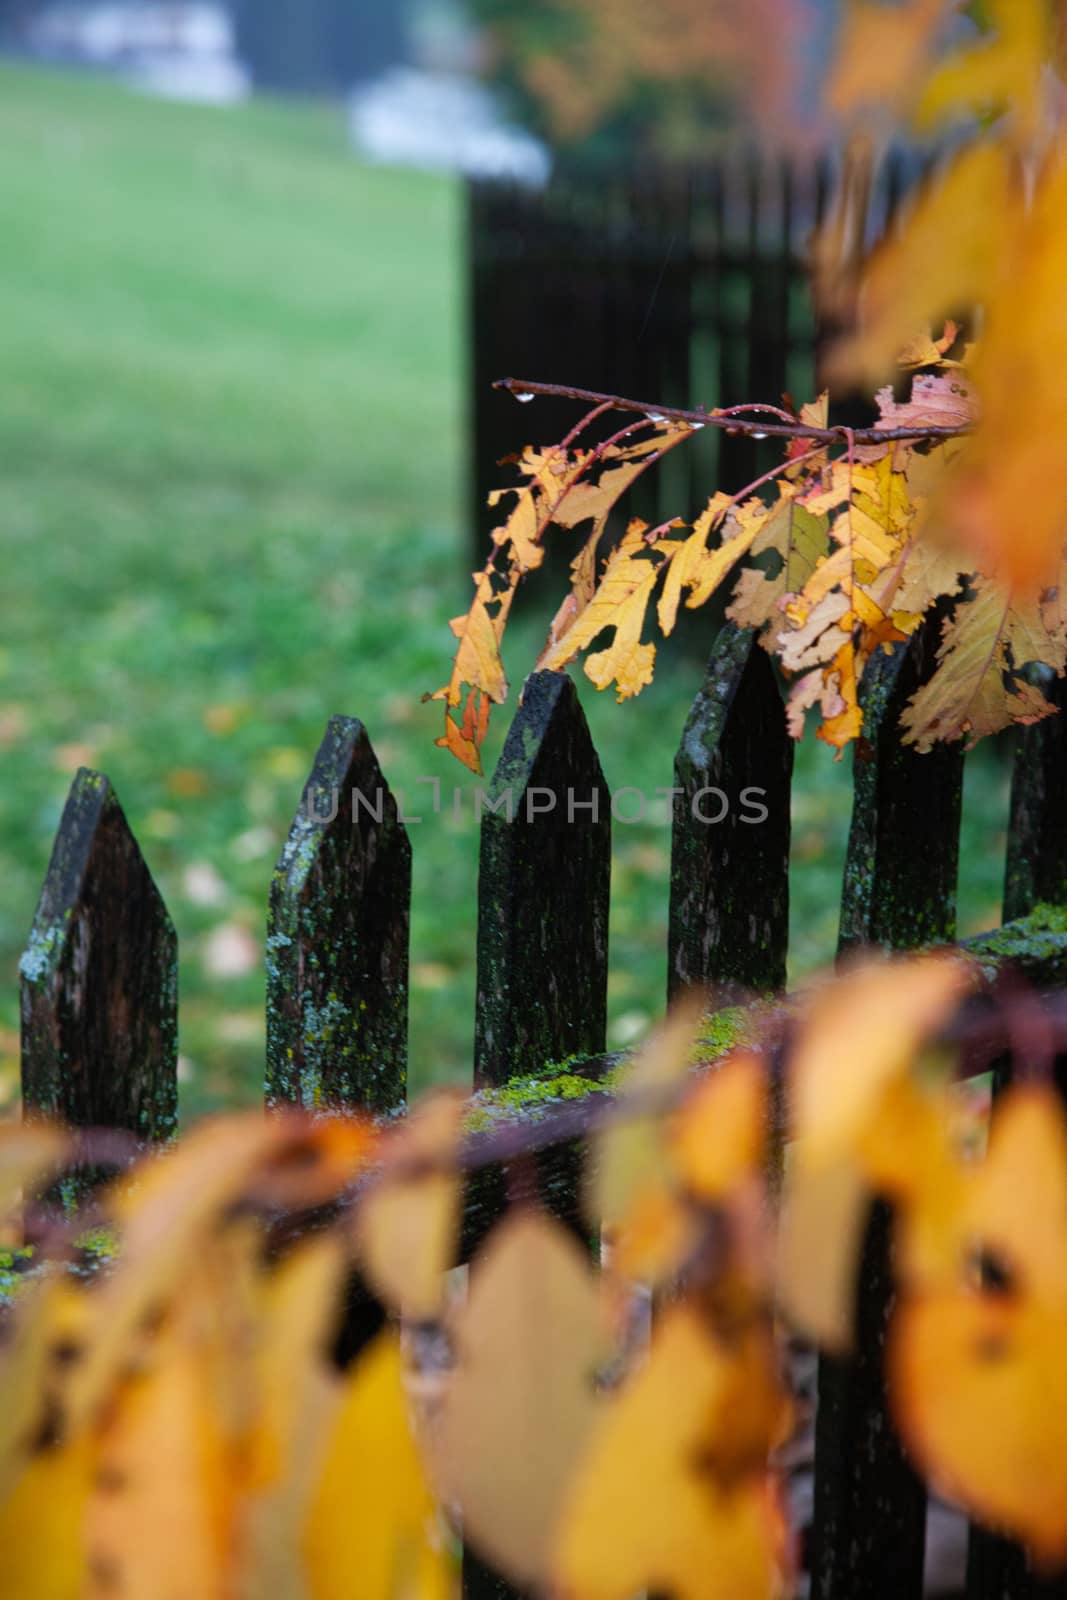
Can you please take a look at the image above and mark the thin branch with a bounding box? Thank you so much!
[495,376,974,448]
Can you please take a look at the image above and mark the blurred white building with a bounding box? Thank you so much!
[27,2,250,103]
[349,67,550,186]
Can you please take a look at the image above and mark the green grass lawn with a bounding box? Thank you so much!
[0,63,1015,1119]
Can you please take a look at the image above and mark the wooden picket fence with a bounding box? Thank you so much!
[18,620,1067,1600]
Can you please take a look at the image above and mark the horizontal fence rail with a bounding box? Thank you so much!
[17,625,1067,1600]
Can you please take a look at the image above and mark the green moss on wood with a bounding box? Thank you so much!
[964,901,1067,985]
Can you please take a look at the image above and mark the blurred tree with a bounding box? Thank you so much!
[467,0,809,161]
[232,0,411,94]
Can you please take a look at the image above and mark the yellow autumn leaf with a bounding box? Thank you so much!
[432,1209,603,1588]
[357,1090,465,1321]
[790,953,972,1169]
[71,1114,371,1426]
[590,997,705,1283]
[552,1305,792,1600]
[87,1319,235,1600]
[816,640,865,752]
[889,1087,1067,1565]
[303,1332,454,1600]
[726,493,829,638]
[543,519,675,699]
[901,579,1064,751]
[0,1432,92,1600]
[944,145,1067,589]
[245,1236,344,1492]
[657,495,770,637]
[892,1291,1067,1566]
[915,0,1049,144]
[243,1239,344,1600]
[827,140,1016,386]
[775,1149,872,1351]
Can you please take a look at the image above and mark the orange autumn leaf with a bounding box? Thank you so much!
[670,1052,766,1202]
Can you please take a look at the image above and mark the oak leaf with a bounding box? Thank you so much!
[542,519,678,700]
[900,579,1065,750]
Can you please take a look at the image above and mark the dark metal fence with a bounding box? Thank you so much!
[465,150,924,565]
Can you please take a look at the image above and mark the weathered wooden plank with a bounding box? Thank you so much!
[668,623,792,1002]
[839,617,965,953]
[812,1201,926,1600]
[266,715,410,1115]
[467,670,609,1599]
[813,620,964,1600]
[20,768,177,1140]
[474,671,610,1088]
[1004,668,1067,921]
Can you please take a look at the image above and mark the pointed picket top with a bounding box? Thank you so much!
[266,716,410,1115]
[474,671,610,1087]
[668,624,792,1003]
[20,768,177,1139]
[839,615,964,955]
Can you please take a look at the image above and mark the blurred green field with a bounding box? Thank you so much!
[0,63,1014,1118]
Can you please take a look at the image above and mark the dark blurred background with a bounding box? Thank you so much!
[0,0,1010,1118]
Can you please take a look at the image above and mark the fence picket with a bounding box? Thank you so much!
[20,767,177,1140]
[466,670,609,1599]
[266,715,410,1115]
[668,623,792,1001]
[1004,669,1067,921]
[474,670,610,1087]
[970,666,1067,1597]
[812,620,965,1600]
[838,616,964,954]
